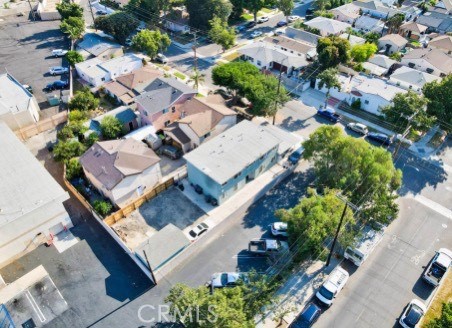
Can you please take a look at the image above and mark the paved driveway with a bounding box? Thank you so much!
[0,16,69,110]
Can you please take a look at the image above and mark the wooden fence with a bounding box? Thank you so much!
[15,111,68,141]
[103,178,175,226]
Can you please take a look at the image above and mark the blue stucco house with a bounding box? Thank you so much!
[184,120,301,205]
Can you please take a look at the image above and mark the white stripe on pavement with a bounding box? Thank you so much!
[409,194,452,220]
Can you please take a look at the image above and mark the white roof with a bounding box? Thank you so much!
[98,54,142,73]
[0,73,34,116]
[75,57,106,78]
[331,3,361,19]
[352,75,407,101]
[352,225,385,256]
[362,62,390,76]
[339,33,366,46]
[390,66,441,88]
[368,54,397,69]
[238,42,309,68]
[184,121,296,185]
[355,15,385,30]
[304,17,351,35]
[0,123,69,226]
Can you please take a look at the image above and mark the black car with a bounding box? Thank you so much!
[366,132,392,145]
[45,80,69,91]
[245,21,256,29]
[276,21,288,27]
[289,303,321,328]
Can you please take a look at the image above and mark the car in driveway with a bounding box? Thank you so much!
[289,303,321,328]
[250,31,263,38]
[346,122,368,135]
[188,222,209,241]
[270,222,288,237]
[257,16,269,23]
[155,53,168,64]
[366,132,392,145]
[276,20,288,27]
[209,272,247,288]
[160,145,181,159]
[288,146,304,165]
[52,49,68,57]
[399,299,426,328]
[45,80,69,91]
[49,66,69,76]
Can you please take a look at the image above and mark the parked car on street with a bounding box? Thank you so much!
[270,222,288,237]
[96,10,107,15]
[315,267,349,306]
[235,25,247,33]
[346,122,368,135]
[289,303,321,328]
[245,21,257,29]
[276,20,288,27]
[274,29,285,36]
[288,146,304,165]
[209,272,247,288]
[288,15,301,22]
[316,108,340,123]
[248,238,288,255]
[394,133,413,146]
[155,53,168,64]
[399,299,426,328]
[188,222,209,240]
[45,80,69,91]
[49,66,69,76]
[258,16,269,23]
[160,145,182,159]
[344,224,385,267]
[52,49,68,57]
[422,248,452,287]
[366,132,392,146]
[250,31,263,38]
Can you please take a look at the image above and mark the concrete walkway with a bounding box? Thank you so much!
[256,257,341,327]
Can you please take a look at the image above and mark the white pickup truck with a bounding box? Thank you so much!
[315,267,349,306]
[423,248,452,287]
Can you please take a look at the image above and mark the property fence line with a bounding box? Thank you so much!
[15,111,68,141]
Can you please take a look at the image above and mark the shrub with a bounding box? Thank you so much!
[100,116,123,139]
[85,132,99,148]
[68,109,89,122]
[69,88,99,111]
[66,158,83,180]
[53,140,86,163]
[93,200,113,216]
[351,98,361,110]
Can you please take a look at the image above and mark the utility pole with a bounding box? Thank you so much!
[191,30,198,72]
[88,0,97,31]
[273,57,287,125]
[394,112,416,157]
[27,0,36,21]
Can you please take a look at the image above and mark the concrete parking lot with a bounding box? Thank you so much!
[0,15,69,112]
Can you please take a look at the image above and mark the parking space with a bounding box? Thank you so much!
[0,15,69,110]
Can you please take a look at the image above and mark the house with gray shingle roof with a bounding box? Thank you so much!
[77,33,123,61]
[388,66,441,92]
[401,47,452,76]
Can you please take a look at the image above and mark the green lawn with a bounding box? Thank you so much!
[241,13,253,21]
[173,71,186,80]
[261,8,273,13]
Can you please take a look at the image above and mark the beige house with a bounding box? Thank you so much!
[399,21,428,40]
[331,3,361,24]
[428,35,452,54]
[401,48,452,76]
[378,34,408,54]
[0,73,40,130]
[79,139,162,207]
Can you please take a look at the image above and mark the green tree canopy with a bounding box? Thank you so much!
[278,0,295,21]
[94,12,139,43]
[276,189,356,257]
[189,68,206,90]
[56,0,83,20]
[186,0,233,29]
[303,126,402,224]
[54,140,86,163]
[68,88,99,111]
[212,61,260,95]
[364,31,380,45]
[426,302,452,328]
[230,0,245,21]
[100,116,123,139]
[382,91,434,133]
[66,158,83,180]
[351,43,378,62]
[317,67,340,108]
[317,36,350,68]
[60,17,85,43]
[423,74,452,133]
[66,50,84,67]
[208,16,236,51]
[132,29,171,58]
[386,13,405,34]
[245,0,267,22]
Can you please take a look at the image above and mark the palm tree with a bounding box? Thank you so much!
[189,68,205,90]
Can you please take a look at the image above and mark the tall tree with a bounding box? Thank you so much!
[364,31,381,45]
[100,116,123,139]
[386,13,405,34]
[350,43,378,62]
[208,16,236,52]
[189,68,206,90]
[212,61,260,97]
[56,0,83,19]
[186,0,233,29]
[53,140,86,163]
[66,50,84,67]
[68,88,99,111]
[317,36,350,68]
[230,0,245,21]
[132,29,171,58]
[95,12,139,43]
[382,91,434,133]
[245,0,266,22]
[60,17,85,46]
[303,126,402,224]
[317,68,341,108]
[423,74,452,133]
[278,0,294,22]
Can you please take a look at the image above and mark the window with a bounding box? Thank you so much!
[257,60,262,66]
[203,132,211,138]
[163,108,169,114]
[364,100,369,104]
[143,111,148,117]
[172,106,176,113]
[233,173,240,179]
[164,120,170,127]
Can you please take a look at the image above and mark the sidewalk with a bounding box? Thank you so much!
[256,257,341,327]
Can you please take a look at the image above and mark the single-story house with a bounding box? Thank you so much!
[0,73,40,131]
[352,0,399,19]
[79,138,162,207]
[378,34,408,55]
[184,120,301,205]
[263,35,317,60]
[304,17,351,36]
[284,27,320,46]
[0,123,72,266]
[354,15,385,34]
[37,0,61,21]
[362,54,397,76]
[164,96,237,153]
[85,106,139,136]
[428,35,452,54]
[135,77,197,132]
[331,3,361,24]
[417,9,452,34]
[388,66,441,92]
[75,54,143,87]
[103,66,162,105]
[399,21,428,40]
[401,47,452,76]
[238,41,310,75]
[339,33,366,46]
[76,33,124,61]
[164,6,190,33]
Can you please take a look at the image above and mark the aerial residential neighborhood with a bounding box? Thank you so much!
[0,0,451,327]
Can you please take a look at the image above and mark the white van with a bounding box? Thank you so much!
[344,224,385,267]
[315,267,349,306]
